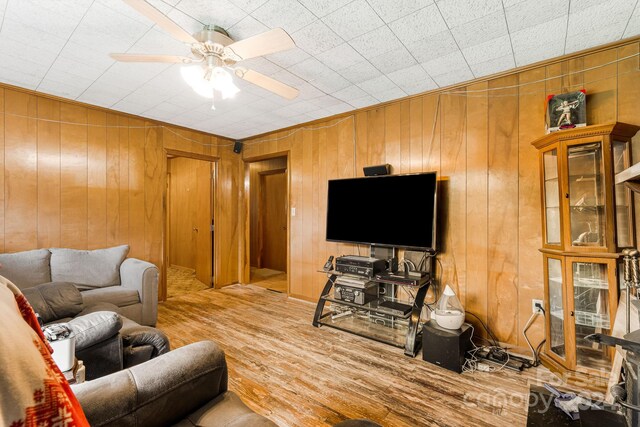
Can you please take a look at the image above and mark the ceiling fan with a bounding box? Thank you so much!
[110,0,300,103]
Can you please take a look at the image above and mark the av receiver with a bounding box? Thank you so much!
[334,282,378,305]
[335,255,386,278]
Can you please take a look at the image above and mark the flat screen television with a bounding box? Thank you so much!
[326,172,437,252]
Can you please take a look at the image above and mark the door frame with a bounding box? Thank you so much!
[162,149,218,301]
[242,153,290,294]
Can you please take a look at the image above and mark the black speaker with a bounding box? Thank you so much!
[233,140,243,154]
[363,164,390,176]
[422,320,472,373]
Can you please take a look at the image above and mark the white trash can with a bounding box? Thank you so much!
[49,334,76,372]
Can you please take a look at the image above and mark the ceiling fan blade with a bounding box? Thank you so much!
[237,68,299,100]
[122,0,198,44]
[110,53,196,63]
[225,28,295,61]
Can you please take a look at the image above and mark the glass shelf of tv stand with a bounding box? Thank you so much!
[321,294,413,319]
[317,269,431,288]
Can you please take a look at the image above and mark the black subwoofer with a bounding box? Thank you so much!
[422,320,472,373]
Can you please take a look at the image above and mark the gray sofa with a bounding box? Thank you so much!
[73,341,276,427]
[0,245,158,326]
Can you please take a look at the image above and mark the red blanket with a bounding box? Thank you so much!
[0,276,89,427]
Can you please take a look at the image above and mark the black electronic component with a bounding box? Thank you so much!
[363,164,391,176]
[334,283,378,305]
[323,255,334,271]
[422,320,472,373]
[335,255,386,279]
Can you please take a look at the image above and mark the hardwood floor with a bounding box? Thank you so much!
[157,285,561,427]
[250,267,288,293]
[166,265,209,299]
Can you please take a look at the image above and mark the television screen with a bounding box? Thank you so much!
[326,172,437,251]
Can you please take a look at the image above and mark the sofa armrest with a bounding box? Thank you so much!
[73,341,228,427]
[120,258,158,326]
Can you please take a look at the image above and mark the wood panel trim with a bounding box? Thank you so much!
[166,148,219,162]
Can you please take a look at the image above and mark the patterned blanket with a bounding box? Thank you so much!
[0,276,89,427]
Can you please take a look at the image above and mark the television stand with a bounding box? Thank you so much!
[312,268,431,357]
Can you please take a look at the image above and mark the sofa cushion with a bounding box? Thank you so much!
[0,249,51,289]
[68,311,123,351]
[22,282,84,323]
[50,245,129,289]
[81,286,140,308]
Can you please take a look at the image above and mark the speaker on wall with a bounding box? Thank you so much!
[233,140,243,154]
[363,164,391,176]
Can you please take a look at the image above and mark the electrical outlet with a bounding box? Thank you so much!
[532,299,544,314]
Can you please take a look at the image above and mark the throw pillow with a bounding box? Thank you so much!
[0,249,51,289]
[50,245,129,289]
[22,282,84,324]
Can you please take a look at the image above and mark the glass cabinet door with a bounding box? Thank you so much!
[612,140,634,248]
[546,257,566,360]
[543,149,561,246]
[570,260,613,370]
[566,142,606,249]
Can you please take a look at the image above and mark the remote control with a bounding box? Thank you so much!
[323,255,334,271]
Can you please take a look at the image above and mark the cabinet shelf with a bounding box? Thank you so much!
[550,309,611,329]
[322,295,414,319]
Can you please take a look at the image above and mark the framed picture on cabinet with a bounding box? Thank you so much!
[546,90,587,134]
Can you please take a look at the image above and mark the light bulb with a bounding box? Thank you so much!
[180,65,239,100]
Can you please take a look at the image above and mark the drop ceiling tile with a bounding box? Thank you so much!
[229,0,270,13]
[145,109,177,121]
[316,43,365,71]
[292,19,343,55]
[323,102,353,115]
[510,16,567,66]
[340,60,382,84]
[567,0,636,36]
[374,87,407,103]
[461,34,512,65]
[388,4,448,44]
[0,31,61,68]
[240,57,282,75]
[76,83,132,107]
[112,99,151,115]
[357,75,396,94]
[176,0,247,29]
[387,64,437,94]
[565,22,627,54]
[431,66,474,86]
[297,0,350,17]
[251,0,316,34]
[624,11,640,38]
[265,47,310,67]
[97,0,167,26]
[6,0,92,40]
[404,30,458,63]
[323,0,385,40]
[308,94,347,108]
[368,0,434,23]
[332,84,368,102]
[292,82,326,100]
[436,0,503,28]
[0,18,68,63]
[368,46,417,74]
[38,78,91,100]
[569,0,619,13]
[309,71,351,93]
[275,100,320,116]
[349,26,404,59]
[269,69,307,87]
[164,8,205,35]
[289,57,334,81]
[0,56,45,89]
[41,67,96,91]
[421,50,468,76]
[505,0,569,33]
[450,10,508,48]
[469,53,515,77]
[129,28,187,56]
[349,95,379,108]
[227,15,270,39]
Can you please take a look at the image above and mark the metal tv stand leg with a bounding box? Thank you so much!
[313,274,335,327]
[405,281,430,357]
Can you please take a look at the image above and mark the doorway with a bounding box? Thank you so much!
[248,156,288,293]
[165,154,215,298]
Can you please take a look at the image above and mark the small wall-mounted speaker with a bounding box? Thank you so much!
[233,140,243,154]
[363,164,391,176]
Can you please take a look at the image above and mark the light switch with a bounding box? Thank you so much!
[291,207,296,216]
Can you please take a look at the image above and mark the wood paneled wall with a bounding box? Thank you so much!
[243,41,640,349]
[248,156,287,267]
[0,86,241,301]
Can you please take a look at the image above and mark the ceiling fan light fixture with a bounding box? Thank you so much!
[180,64,239,100]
